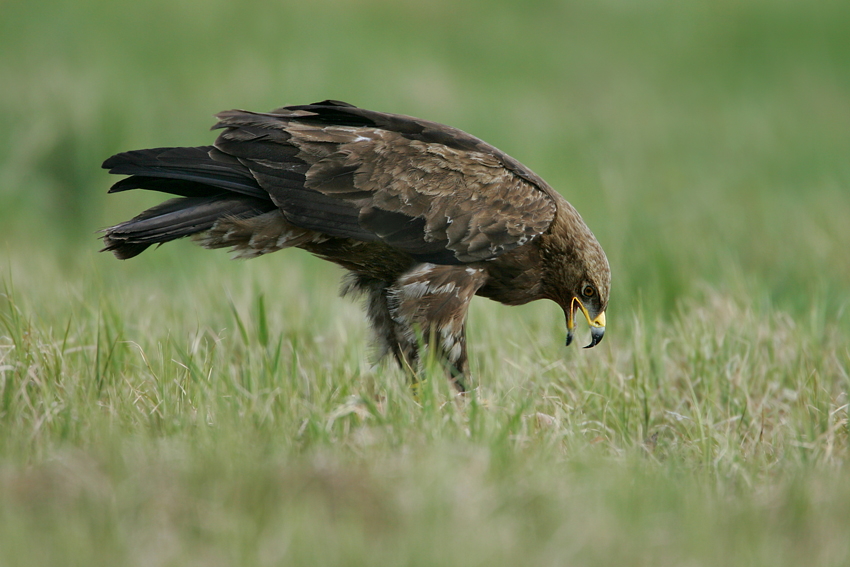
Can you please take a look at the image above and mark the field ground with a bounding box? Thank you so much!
[2,0,849,565]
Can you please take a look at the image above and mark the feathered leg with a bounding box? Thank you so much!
[385,264,488,391]
[342,265,487,390]
[342,275,406,366]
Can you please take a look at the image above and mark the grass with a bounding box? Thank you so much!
[0,250,850,565]
[2,0,850,565]
[1,243,848,566]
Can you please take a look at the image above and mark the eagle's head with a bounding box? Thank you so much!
[540,203,610,349]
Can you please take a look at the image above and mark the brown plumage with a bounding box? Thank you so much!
[102,100,609,389]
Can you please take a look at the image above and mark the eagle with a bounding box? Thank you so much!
[101,100,609,389]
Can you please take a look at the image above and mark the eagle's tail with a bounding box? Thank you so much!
[100,146,276,259]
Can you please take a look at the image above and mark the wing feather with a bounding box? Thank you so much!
[211,103,558,263]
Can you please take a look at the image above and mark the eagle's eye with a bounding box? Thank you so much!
[582,285,595,298]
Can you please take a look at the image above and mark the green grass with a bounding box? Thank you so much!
[2,0,850,565]
[2,250,848,566]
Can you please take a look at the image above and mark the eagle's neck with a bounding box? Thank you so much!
[476,245,546,306]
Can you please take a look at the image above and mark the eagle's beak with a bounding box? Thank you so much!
[586,316,606,348]
[566,297,606,348]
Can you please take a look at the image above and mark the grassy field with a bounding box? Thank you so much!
[2,0,850,565]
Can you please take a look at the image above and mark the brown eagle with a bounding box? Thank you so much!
[102,100,609,389]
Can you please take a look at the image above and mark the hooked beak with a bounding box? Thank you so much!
[566,297,606,349]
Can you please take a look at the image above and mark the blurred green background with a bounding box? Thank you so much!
[2,0,849,321]
[2,2,850,565]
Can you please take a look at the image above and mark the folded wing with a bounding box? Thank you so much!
[212,101,558,264]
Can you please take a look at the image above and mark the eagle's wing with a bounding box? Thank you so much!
[212,101,558,264]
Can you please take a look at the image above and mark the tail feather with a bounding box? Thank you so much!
[107,176,229,198]
[101,195,275,259]
[103,146,268,200]
[100,145,277,259]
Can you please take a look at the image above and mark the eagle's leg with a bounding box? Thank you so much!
[386,264,488,392]
[341,274,401,363]
[342,274,440,383]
